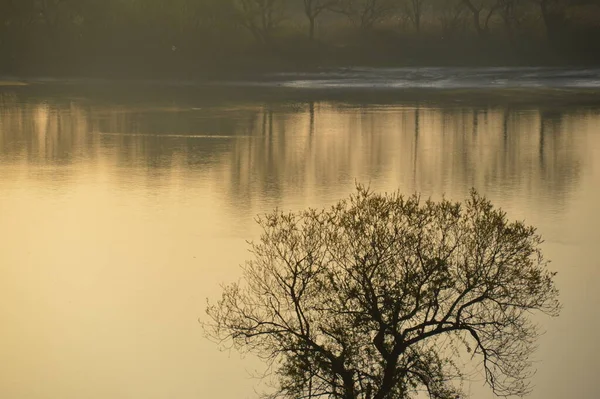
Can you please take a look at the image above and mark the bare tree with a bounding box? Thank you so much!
[438,0,468,38]
[205,186,561,399]
[403,0,427,34]
[495,0,528,44]
[332,0,398,30]
[533,0,600,44]
[301,0,341,40]
[461,0,501,36]
[534,0,574,43]
[234,0,286,44]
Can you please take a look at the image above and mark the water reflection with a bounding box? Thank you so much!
[0,89,599,399]
[0,92,588,211]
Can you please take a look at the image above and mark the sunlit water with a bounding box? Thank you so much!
[1,81,599,399]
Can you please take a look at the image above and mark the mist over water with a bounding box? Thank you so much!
[1,82,599,399]
[9,66,600,90]
[261,67,600,89]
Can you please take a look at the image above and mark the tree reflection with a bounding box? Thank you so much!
[222,101,585,210]
[0,91,590,211]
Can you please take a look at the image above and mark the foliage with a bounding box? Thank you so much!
[205,186,560,399]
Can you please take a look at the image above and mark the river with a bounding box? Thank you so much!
[1,71,599,399]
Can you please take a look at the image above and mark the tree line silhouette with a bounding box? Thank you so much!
[1,0,599,77]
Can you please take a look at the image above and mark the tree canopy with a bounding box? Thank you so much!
[205,186,560,399]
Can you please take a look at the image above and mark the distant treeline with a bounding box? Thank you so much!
[1,0,600,77]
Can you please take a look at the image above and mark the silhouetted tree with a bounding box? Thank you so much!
[205,186,560,399]
[2,0,600,72]
[234,0,286,44]
[438,0,468,37]
[496,0,517,43]
[333,0,397,30]
[403,0,427,33]
[301,0,341,40]
[461,0,500,36]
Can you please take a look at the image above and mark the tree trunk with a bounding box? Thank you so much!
[413,0,421,34]
[539,0,566,45]
[462,0,486,37]
[501,7,516,46]
[473,9,483,36]
[309,15,316,40]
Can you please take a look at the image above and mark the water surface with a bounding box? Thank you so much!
[1,81,599,399]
